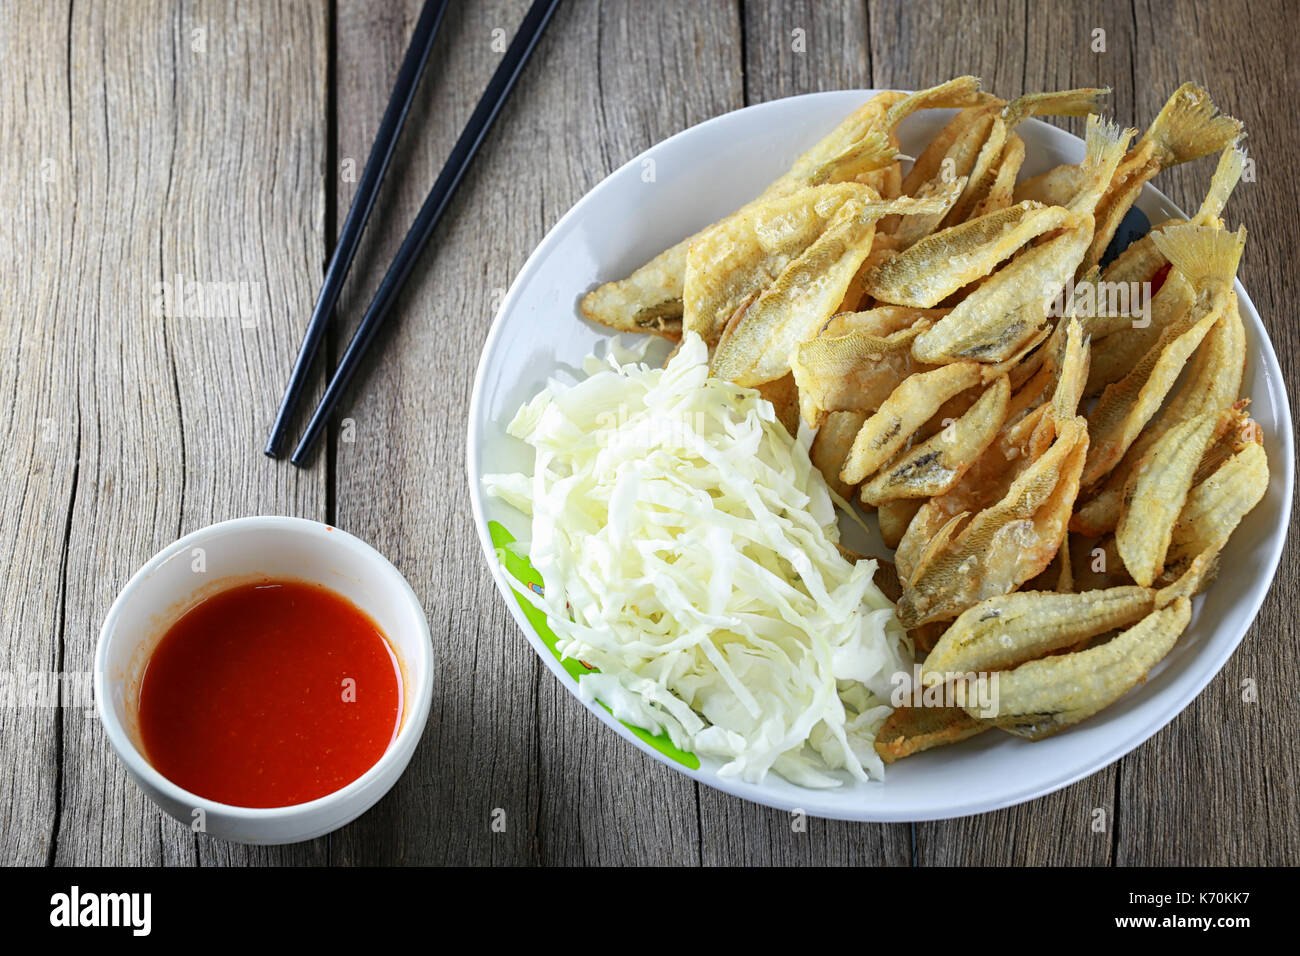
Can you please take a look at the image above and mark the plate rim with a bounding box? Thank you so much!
[465,89,1296,822]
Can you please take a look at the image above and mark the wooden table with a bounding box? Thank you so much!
[2,0,1295,866]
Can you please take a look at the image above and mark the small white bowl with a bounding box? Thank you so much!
[95,515,434,844]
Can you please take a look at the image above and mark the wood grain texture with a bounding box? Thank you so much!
[0,0,76,867]
[1116,0,1300,866]
[0,0,330,864]
[743,0,871,103]
[1,0,1295,866]
[326,0,550,867]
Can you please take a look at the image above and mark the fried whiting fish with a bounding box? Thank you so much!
[710,191,956,385]
[1162,441,1268,584]
[580,78,989,337]
[682,183,875,344]
[1073,294,1246,537]
[1081,84,1244,274]
[922,586,1155,680]
[1101,144,1245,289]
[859,375,1010,505]
[889,87,1105,243]
[840,362,984,484]
[861,201,1071,307]
[910,117,1131,364]
[1115,410,1221,586]
[963,598,1191,740]
[873,706,989,763]
[1081,224,1246,489]
[1015,84,1242,241]
[897,418,1089,628]
[791,307,944,427]
[944,88,1109,227]
[565,78,1270,764]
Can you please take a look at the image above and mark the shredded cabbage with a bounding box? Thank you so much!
[483,333,910,787]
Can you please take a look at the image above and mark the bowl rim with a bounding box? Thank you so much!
[94,514,435,822]
[466,89,1295,821]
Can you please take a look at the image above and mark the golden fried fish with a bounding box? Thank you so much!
[859,375,1010,505]
[897,418,1089,628]
[1081,83,1244,274]
[709,191,955,385]
[862,201,1071,307]
[1101,144,1245,289]
[922,585,1155,680]
[963,598,1190,740]
[840,362,984,484]
[910,117,1132,364]
[873,706,989,763]
[1162,440,1268,584]
[580,78,991,336]
[791,309,942,427]
[1115,410,1221,586]
[1081,224,1245,488]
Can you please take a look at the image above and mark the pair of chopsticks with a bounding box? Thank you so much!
[266,0,561,465]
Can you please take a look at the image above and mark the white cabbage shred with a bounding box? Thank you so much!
[483,333,910,787]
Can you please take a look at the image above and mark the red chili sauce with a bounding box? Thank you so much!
[138,580,402,808]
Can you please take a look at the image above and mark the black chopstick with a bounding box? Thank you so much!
[288,0,562,466]
[264,0,450,459]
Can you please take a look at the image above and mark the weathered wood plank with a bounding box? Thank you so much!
[44,0,329,865]
[0,0,77,867]
[868,0,1027,100]
[743,0,871,103]
[1020,0,1137,139]
[1116,0,1300,866]
[323,0,545,867]
[326,0,727,865]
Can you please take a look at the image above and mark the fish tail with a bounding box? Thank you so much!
[1144,82,1244,168]
[1151,223,1247,289]
[884,76,989,129]
[1193,144,1247,225]
[863,182,963,219]
[1002,87,1110,127]
[1084,115,1136,176]
[851,129,900,172]
[1069,115,1136,212]
[808,129,898,185]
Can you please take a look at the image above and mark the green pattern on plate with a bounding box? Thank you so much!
[488,520,700,769]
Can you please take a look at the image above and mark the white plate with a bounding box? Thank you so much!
[466,91,1294,821]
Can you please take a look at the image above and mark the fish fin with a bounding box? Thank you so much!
[1143,82,1244,168]
[859,182,963,220]
[1069,115,1137,213]
[807,130,898,185]
[883,76,989,129]
[1002,87,1109,127]
[1051,318,1090,423]
[1150,223,1247,289]
[1193,144,1247,225]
